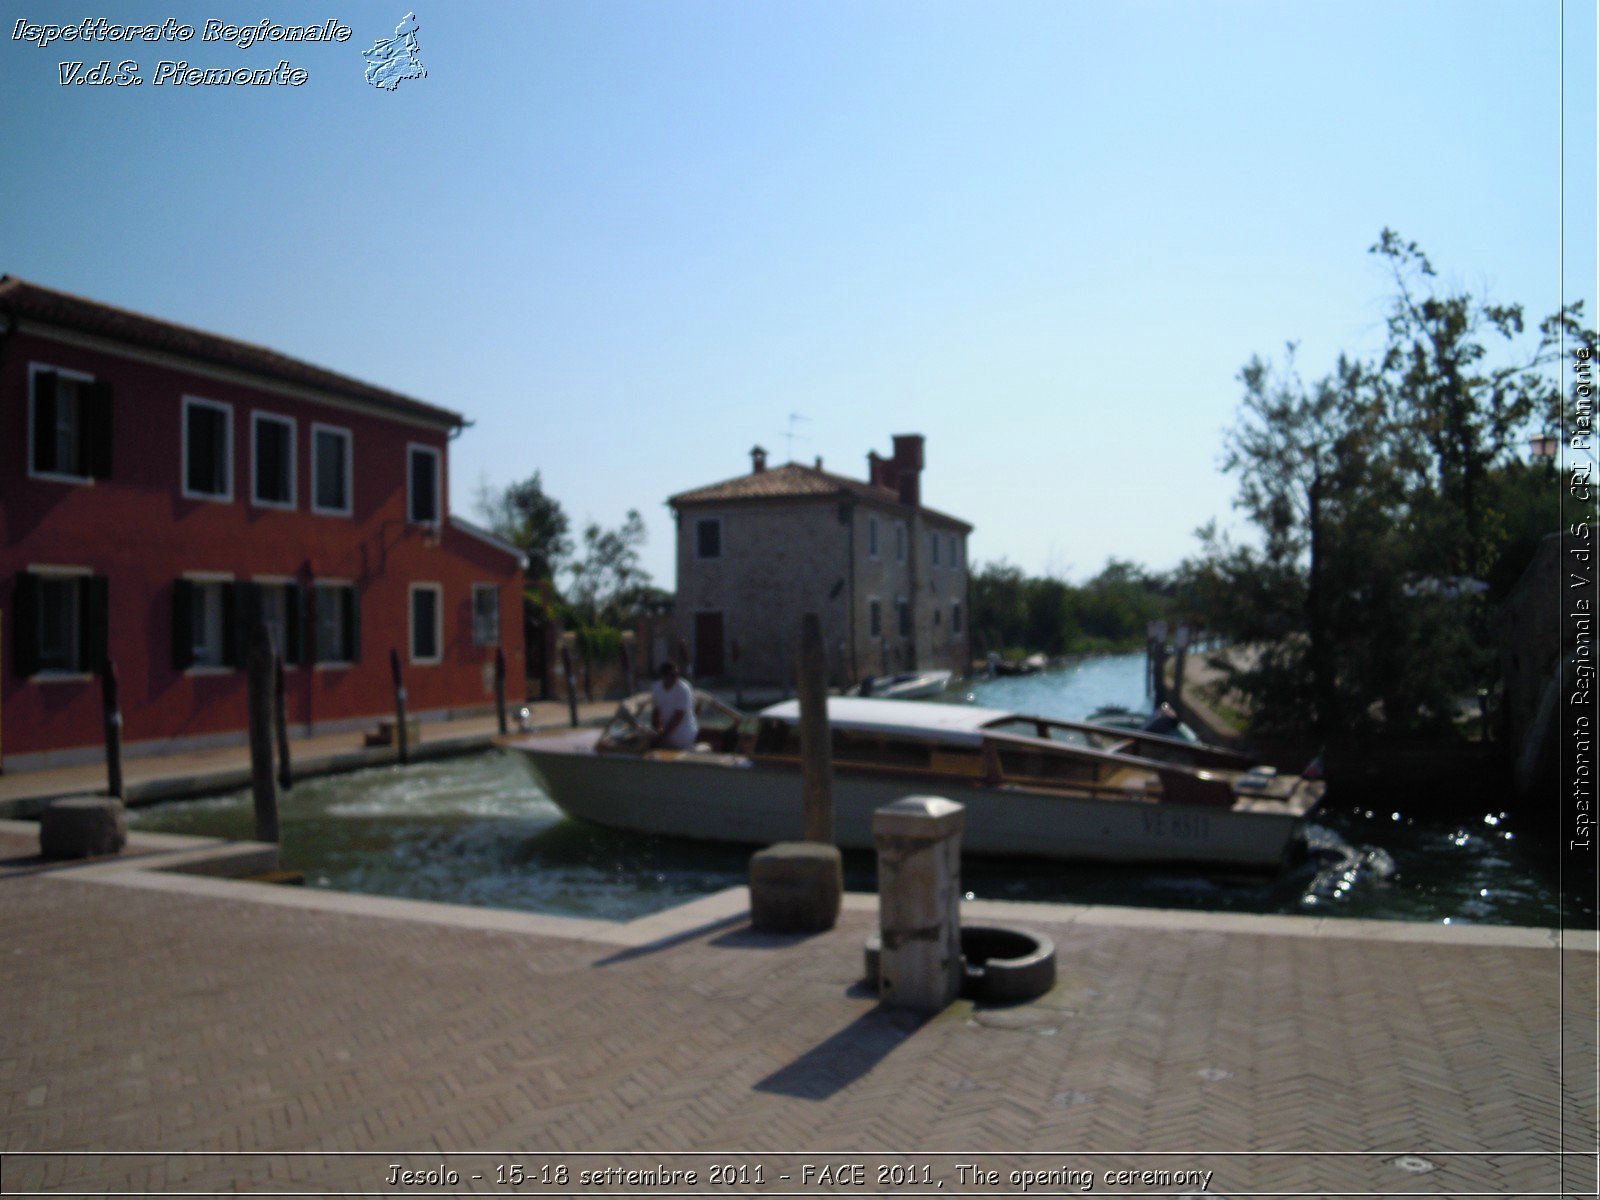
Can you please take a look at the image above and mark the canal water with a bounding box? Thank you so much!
[128,654,1589,928]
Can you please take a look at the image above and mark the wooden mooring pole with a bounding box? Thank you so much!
[494,647,509,735]
[273,652,292,790]
[247,624,280,844]
[389,648,410,765]
[560,642,579,728]
[797,612,834,844]
[100,659,125,802]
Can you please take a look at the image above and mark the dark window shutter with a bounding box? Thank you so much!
[32,372,58,474]
[284,583,305,665]
[172,580,195,670]
[306,586,321,664]
[228,582,257,667]
[81,575,109,676]
[85,382,114,480]
[13,572,41,678]
[344,587,361,663]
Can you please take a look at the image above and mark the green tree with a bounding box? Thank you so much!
[475,471,572,583]
[1371,229,1588,579]
[1185,232,1595,738]
[564,509,653,626]
[1204,349,1408,735]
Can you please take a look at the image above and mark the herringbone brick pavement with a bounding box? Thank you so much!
[0,872,1592,1196]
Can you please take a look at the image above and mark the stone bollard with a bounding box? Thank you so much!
[749,842,843,933]
[874,795,964,1012]
[40,796,127,860]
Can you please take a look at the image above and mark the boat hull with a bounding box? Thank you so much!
[514,740,1307,870]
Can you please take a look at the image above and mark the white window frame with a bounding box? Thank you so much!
[471,582,500,647]
[311,422,354,517]
[29,563,93,680]
[410,582,443,665]
[695,516,724,560]
[250,411,297,510]
[180,396,234,503]
[312,579,355,668]
[867,515,880,559]
[27,362,96,486]
[407,442,442,526]
[181,570,235,674]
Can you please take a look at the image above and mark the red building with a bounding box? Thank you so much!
[0,277,526,771]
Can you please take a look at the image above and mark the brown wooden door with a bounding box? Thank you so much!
[693,612,725,677]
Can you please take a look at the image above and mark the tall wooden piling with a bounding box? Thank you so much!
[273,653,292,790]
[560,642,579,728]
[247,624,280,844]
[100,659,124,802]
[494,647,509,735]
[797,612,834,844]
[389,648,410,765]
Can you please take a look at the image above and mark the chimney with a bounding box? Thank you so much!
[891,434,924,507]
[815,456,823,470]
[750,445,767,474]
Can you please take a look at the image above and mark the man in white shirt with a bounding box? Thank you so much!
[650,661,698,750]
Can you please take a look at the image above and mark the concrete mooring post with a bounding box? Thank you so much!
[746,612,843,934]
[247,624,280,845]
[874,796,965,1013]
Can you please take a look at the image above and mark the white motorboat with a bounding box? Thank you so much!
[507,696,1323,870]
[851,669,953,700]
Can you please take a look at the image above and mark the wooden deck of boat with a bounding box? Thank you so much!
[500,725,603,755]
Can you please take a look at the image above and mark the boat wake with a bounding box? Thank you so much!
[1296,822,1398,910]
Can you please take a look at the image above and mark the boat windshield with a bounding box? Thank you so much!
[980,716,1120,751]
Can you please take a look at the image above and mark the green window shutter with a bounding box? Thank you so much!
[344,587,361,663]
[85,382,114,480]
[81,575,109,676]
[31,372,58,474]
[222,582,248,667]
[172,580,195,671]
[12,572,41,678]
[306,586,321,664]
[284,584,305,666]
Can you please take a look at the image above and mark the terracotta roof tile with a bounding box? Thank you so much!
[0,276,464,428]
[669,462,971,529]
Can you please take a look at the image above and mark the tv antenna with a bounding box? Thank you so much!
[783,412,811,462]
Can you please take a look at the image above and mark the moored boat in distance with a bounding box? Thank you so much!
[507,696,1324,870]
[850,669,953,700]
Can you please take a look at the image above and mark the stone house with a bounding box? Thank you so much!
[667,435,972,688]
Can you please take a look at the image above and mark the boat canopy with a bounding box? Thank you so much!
[757,697,1014,747]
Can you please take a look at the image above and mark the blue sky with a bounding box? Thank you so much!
[4,1,1594,587]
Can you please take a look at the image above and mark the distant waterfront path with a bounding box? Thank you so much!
[0,701,617,818]
[0,837,1592,1196]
